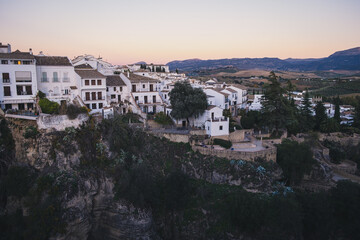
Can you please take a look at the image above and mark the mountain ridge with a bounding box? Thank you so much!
[167,47,360,72]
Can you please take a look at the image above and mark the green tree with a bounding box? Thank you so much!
[277,139,316,185]
[300,89,314,131]
[320,118,340,134]
[154,112,173,125]
[314,102,327,131]
[353,98,360,129]
[261,72,291,135]
[169,81,208,126]
[333,96,341,124]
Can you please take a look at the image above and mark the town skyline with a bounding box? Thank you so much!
[1,0,360,65]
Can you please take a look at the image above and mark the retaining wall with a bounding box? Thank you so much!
[37,114,88,131]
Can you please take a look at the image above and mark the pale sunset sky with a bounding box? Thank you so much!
[0,0,359,65]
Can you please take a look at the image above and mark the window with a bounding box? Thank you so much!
[63,72,69,82]
[2,73,10,83]
[53,72,59,82]
[27,103,33,110]
[97,80,102,85]
[91,80,96,85]
[3,86,11,96]
[120,87,123,91]
[23,61,31,65]
[111,95,116,99]
[1,60,8,64]
[14,60,21,65]
[91,92,96,100]
[97,92,102,100]
[143,84,145,88]
[164,95,167,99]
[26,86,32,95]
[85,92,90,100]
[15,71,31,82]
[135,96,139,102]
[64,89,69,95]
[41,72,48,82]
[153,95,156,103]
[99,103,103,109]
[113,87,116,91]
[85,80,89,85]
[86,104,90,109]
[219,126,223,130]
[92,103,97,109]
[106,87,108,92]
[16,86,22,95]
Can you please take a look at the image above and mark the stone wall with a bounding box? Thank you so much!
[229,130,246,142]
[192,145,277,162]
[151,131,190,143]
[37,114,88,131]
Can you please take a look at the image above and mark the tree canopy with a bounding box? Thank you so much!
[169,81,208,124]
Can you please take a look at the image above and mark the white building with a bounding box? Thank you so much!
[249,94,263,111]
[120,72,164,114]
[72,54,116,76]
[0,47,37,111]
[35,55,78,104]
[204,88,229,109]
[128,63,170,73]
[226,85,248,108]
[106,75,129,114]
[75,64,107,112]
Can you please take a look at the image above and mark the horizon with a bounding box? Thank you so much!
[1,0,360,65]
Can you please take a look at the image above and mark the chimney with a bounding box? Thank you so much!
[29,48,33,55]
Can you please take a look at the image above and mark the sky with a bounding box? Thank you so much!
[0,0,359,65]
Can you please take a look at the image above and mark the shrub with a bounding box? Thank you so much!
[24,126,39,139]
[37,90,46,99]
[154,111,173,125]
[213,138,232,149]
[66,104,88,120]
[39,98,59,114]
[3,166,36,197]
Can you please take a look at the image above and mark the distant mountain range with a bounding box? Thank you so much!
[167,47,360,72]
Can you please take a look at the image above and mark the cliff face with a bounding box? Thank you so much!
[1,119,157,240]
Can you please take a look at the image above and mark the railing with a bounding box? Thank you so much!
[41,78,49,82]
[207,117,228,122]
[3,79,10,83]
[53,78,59,82]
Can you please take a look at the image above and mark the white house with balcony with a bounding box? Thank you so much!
[75,64,107,112]
[0,47,37,111]
[106,75,129,114]
[120,72,164,114]
[35,55,78,104]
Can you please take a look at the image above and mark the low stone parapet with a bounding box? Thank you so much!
[37,114,88,131]
[192,145,276,162]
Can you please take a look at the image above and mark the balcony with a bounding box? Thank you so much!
[3,79,10,84]
[41,78,49,82]
[207,117,228,122]
[53,78,59,82]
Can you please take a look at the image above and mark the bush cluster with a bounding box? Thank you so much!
[66,104,88,120]
[213,138,232,149]
[39,98,60,114]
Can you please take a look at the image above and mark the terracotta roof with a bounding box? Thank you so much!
[124,73,160,83]
[225,88,237,93]
[106,75,126,86]
[213,89,230,96]
[0,50,34,60]
[75,69,105,79]
[74,63,93,69]
[207,105,217,110]
[35,56,72,66]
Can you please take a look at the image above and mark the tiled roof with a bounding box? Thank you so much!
[225,88,237,93]
[124,73,160,83]
[75,69,105,79]
[207,105,217,110]
[0,50,34,60]
[106,75,126,86]
[74,63,93,69]
[35,56,72,66]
